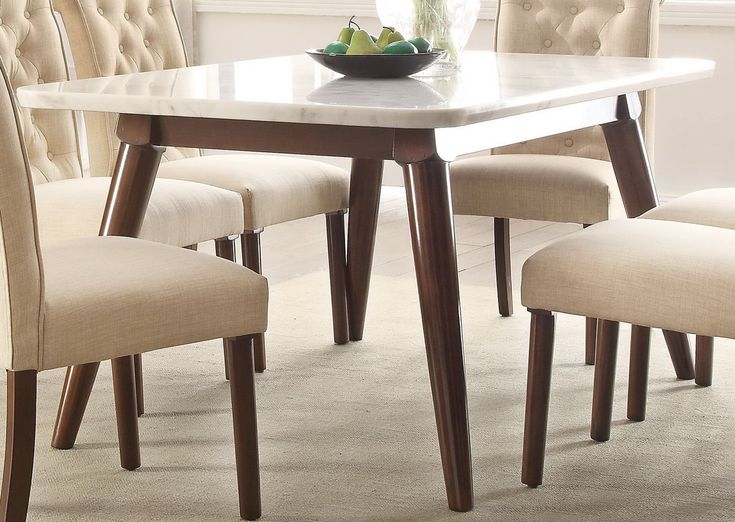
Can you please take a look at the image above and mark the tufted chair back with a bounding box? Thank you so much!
[0,58,44,371]
[0,0,82,184]
[494,0,659,161]
[54,0,199,177]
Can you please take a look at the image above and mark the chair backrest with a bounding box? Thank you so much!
[55,0,200,177]
[0,0,82,184]
[0,59,44,371]
[494,0,660,160]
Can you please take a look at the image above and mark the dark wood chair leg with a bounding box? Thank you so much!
[346,158,384,341]
[51,363,100,449]
[183,243,198,251]
[662,330,695,380]
[401,153,473,512]
[326,211,350,344]
[133,354,144,417]
[242,232,266,373]
[227,335,261,521]
[591,320,620,442]
[627,325,651,422]
[215,237,238,380]
[585,318,598,366]
[494,217,513,317]
[695,336,714,387]
[112,356,141,471]
[0,370,37,522]
[522,310,556,488]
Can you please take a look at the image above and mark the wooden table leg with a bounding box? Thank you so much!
[52,115,164,455]
[400,148,473,512]
[346,158,384,341]
[602,95,694,380]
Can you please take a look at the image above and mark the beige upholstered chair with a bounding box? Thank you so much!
[451,0,659,364]
[520,217,734,488]
[54,0,352,375]
[0,58,265,521]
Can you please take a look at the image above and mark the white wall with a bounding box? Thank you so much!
[195,12,735,198]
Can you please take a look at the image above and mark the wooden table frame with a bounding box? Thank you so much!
[50,92,693,512]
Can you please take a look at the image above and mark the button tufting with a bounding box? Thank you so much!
[617,4,625,13]
[147,7,154,14]
[592,40,601,49]
[144,39,150,47]
[47,152,53,160]
[24,11,30,19]
[119,44,124,53]
[569,6,578,14]
[564,138,574,147]
[124,12,130,20]
[543,39,552,48]
[97,7,104,14]
[14,48,20,57]
[523,2,532,10]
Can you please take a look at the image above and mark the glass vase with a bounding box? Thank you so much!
[376,0,481,75]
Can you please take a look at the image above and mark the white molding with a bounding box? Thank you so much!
[661,1,735,26]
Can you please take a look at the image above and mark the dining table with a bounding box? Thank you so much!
[18,50,714,512]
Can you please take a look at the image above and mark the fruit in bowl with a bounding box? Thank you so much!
[321,17,435,56]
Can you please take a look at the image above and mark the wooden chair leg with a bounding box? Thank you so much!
[51,363,99,449]
[133,354,144,417]
[522,310,556,488]
[242,232,266,373]
[111,356,141,471]
[627,325,651,422]
[695,336,714,387]
[183,244,198,251]
[494,217,513,317]
[227,335,261,521]
[585,318,598,365]
[591,320,620,442]
[0,370,37,522]
[326,211,349,345]
[662,330,695,380]
[215,237,238,380]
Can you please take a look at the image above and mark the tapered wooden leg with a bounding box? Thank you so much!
[184,243,198,251]
[51,363,99,449]
[326,211,349,344]
[346,158,384,341]
[53,118,164,448]
[401,155,473,512]
[602,99,694,381]
[133,354,144,417]
[662,330,695,380]
[1,370,37,522]
[585,318,598,366]
[112,356,141,470]
[216,237,238,380]
[227,336,261,521]
[627,325,651,422]
[591,320,620,442]
[242,232,266,373]
[494,217,513,317]
[522,310,555,488]
[695,336,714,387]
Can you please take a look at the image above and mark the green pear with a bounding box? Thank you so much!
[337,16,359,45]
[376,26,396,49]
[346,30,383,55]
[386,31,406,45]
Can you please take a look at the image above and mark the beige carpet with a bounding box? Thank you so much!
[13,272,735,521]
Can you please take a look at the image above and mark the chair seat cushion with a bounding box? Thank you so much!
[642,188,735,229]
[521,219,735,339]
[450,154,625,224]
[34,177,244,247]
[40,236,268,371]
[156,154,350,230]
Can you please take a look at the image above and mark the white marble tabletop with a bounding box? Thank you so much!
[17,51,714,129]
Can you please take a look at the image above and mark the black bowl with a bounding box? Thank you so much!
[305,49,446,78]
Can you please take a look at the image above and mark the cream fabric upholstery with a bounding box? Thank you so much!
[157,155,350,230]
[451,0,659,223]
[0,0,82,184]
[41,236,267,370]
[641,189,735,229]
[0,61,267,371]
[521,219,735,339]
[56,0,350,223]
[451,154,624,224]
[34,177,244,247]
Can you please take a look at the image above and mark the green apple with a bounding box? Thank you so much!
[409,36,432,53]
[324,41,349,55]
[383,41,418,54]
